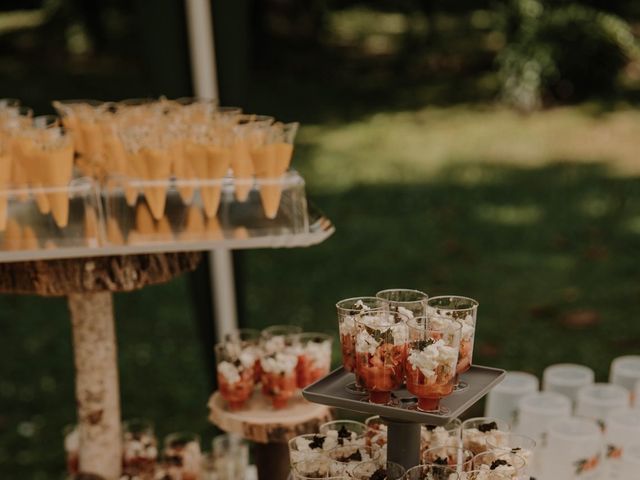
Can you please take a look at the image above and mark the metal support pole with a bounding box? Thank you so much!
[384,418,422,471]
[185,0,238,337]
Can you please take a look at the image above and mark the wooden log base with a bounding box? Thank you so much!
[208,390,332,444]
[0,252,202,296]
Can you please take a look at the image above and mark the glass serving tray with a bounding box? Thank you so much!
[302,365,506,425]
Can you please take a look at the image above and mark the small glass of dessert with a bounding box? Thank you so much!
[296,333,333,388]
[405,316,461,413]
[355,310,408,404]
[224,328,262,382]
[421,418,462,455]
[328,444,381,477]
[365,416,388,449]
[472,451,525,480]
[215,341,256,411]
[63,424,80,477]
[212,433,249,480]
[163,432,202,480]
[376,288,429,318]
[461,418,510,456]
[260,350,299,409]
[122,418,158,476]
[336,297,384,395]
[427,296,478,392]
[422,446,474,473]
[289,433,333,467]
[404,464,459,480]
[290,458,334,480]
[461,469,513,480]
[351,460,405,480]
[485,433,536,479]
[319,420,367,447]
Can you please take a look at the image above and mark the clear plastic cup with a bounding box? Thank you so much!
[376,288,429,318]
[541,417,603,479]
[542,363,594,406]
[328,444,381,477]
[472,451,526,478]
[422,445,474,472]
[486,433,537,478]
[211,433,249,480]
[603,407,640,479]
[575,383,630,424]
[405,464,459,479]
[484,371,539,424]
[610,355,640,400]
[461,417,511,456]
[515,391,572,444]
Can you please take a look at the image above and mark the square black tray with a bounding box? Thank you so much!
[302,365,505,425]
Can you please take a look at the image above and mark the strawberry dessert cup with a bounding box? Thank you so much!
[355,310,408,404]
[405,316,461,413]
[336,297,384,395]
[427,296,478,392]
[260,351,299,409]
[296,333,333,388]
[122,418,158,476]
[215,341,257,411]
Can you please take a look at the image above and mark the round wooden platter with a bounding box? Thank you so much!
[208,389,333,444]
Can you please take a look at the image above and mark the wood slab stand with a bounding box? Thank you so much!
[209,390,332,480]
[0,252,201,479]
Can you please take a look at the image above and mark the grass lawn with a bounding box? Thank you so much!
[1,100,639,477]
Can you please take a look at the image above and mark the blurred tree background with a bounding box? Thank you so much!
[0,0,639,478]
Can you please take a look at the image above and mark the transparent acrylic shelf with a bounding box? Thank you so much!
[302,365,506,426]
[0,171,334,263]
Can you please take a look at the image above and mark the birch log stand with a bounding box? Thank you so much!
[208,390,332,480]
[0,252,201,480]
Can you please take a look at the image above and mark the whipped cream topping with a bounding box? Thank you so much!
[261,352,298,375]
[474,462,518,480]
[408,340,457,381]
[463,428,508,454]
[123,432,158,461]
[303,339,332,370]
[421,426,458,450]
[64,427,79,452]
[218,361,242,384]
[292,457,331,478]
[397,306,414,319]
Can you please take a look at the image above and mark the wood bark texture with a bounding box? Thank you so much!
[0,252,201,296]
[69,292,121,480]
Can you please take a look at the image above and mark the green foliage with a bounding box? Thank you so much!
[497,0,640,110]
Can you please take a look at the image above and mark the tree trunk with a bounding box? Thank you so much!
[69,291,122,480]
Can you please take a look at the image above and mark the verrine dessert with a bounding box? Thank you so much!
[122,419,158,476]
[405,316,461,413]
[427,296,478,391]
[421,419,462,454]
[296,333,333,388]
[215,341,256,411]
[328,445,381,477]
[163,432,202,480]
[422,446,474,473]
[404,464,459,480]
[471,452,525,480]
[365,416,388,449]
[260,351,299,409]
[336,297,384,394]
[461,418,510,456]
[355,310,408,404]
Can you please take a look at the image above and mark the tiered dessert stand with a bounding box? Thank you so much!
[0,171,333,479]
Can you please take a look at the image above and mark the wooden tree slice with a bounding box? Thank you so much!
[208,390,333,444]
[0,252,202,296]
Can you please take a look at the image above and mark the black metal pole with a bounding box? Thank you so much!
[383,418,422,471]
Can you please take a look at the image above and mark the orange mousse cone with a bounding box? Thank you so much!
[134,202,156,237]
[141,147,171,220]
[230,139,254,201]
[45,144,74,228]
[201,145,230,219]
[106,217,124,245]
[170,140,195,205]
[252,144,281,219]
[179,205,205,241]
[22,225,38,250]
[205,215,223,240]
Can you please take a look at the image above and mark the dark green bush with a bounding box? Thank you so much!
[497,0,640,110]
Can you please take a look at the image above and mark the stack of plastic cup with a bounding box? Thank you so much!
[575,383,630,425]
[610,355,640,403]
[484,371,539,424]
[540,417,603,480]
[604,407,640,479]
[542,363,594,407]
[516,391,572,444]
